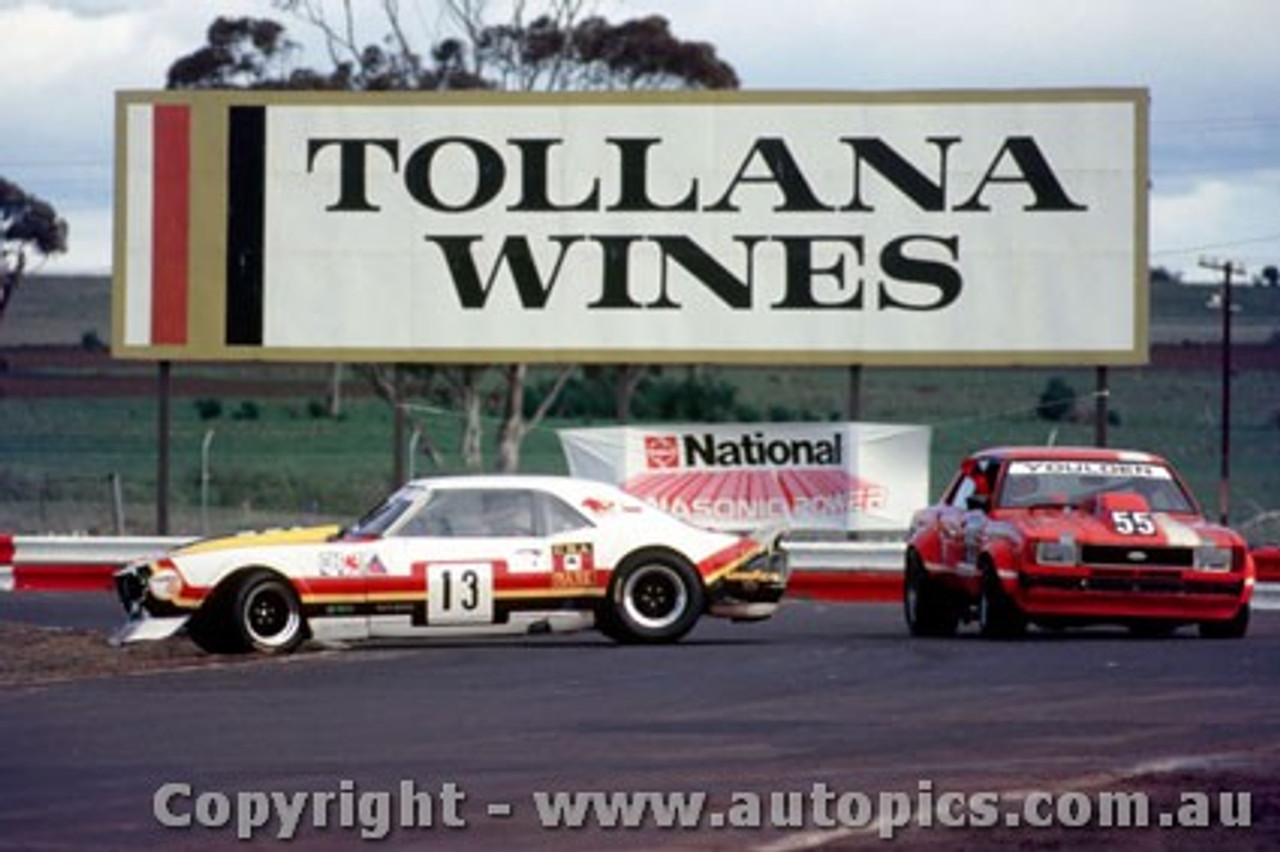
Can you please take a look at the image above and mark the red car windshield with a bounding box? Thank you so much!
[995,459,1196,514]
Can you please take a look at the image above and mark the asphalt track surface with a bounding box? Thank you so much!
[1,593,1278,851]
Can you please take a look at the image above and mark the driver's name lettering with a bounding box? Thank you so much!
[1010,461,1170,479]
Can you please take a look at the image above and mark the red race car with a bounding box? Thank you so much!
[905,446,1254,639]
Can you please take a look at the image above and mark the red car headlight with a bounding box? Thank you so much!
[1194,545,1233,572]
[1035,535,1078,567]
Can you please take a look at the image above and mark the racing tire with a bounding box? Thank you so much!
[186,585,249,655]
[978,566,1027,639]
[1198,604,1250,640]
[903,551,958,637]
[229,571,308,655]
[600,551,705,644]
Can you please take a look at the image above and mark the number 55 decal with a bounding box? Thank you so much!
[427,562,495,624]
[1111,510,1156,536]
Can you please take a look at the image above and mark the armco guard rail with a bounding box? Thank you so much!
[0,534,192,593]
[1,533,1277,608]
[782,539,905,602]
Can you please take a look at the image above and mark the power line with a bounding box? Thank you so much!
[1154,114,1280,128]
[1152,233,1280,258]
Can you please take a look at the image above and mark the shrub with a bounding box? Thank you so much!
[231,401,261,421]
[1036,377,1077,422]
[194,398,223,421]
[80,329,107,352]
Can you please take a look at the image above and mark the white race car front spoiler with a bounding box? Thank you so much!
[108,615,189,647]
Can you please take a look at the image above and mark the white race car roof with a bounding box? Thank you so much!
[402,475,648,509]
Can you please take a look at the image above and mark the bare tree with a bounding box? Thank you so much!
[173,1,738,470]
[0,177,68,325]
[496,363,576,471]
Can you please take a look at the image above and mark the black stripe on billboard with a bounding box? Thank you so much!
[225,106,265,346]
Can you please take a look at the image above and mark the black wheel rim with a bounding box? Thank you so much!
[244,584,300,648]
[622,565,687,631]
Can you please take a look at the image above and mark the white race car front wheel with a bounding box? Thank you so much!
[231,571,307,654]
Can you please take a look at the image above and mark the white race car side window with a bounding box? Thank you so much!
[401,489,538,538]
[542,494,593,535]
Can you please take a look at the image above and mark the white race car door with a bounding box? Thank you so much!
[366,487,548,638]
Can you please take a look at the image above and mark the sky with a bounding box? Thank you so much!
[1,0,1277,281]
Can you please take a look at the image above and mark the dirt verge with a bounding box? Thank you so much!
[0,621,260,687]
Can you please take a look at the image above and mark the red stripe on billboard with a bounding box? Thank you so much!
[151,104,190,345]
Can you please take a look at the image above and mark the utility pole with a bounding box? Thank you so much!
[1200,257,1244,525]
[156,361,171,535]
[845,365,862,422]
[1093,367,1109,447]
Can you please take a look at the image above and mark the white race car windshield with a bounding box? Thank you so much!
[347,495,415,537]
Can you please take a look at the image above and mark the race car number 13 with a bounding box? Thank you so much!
[427,562,495,624]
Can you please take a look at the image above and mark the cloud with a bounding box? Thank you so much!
[626,0,1280,278]
[6,0,1280,275]
[623,0,1279,121]
[0,1,265,270]
[1151,169,1280,278]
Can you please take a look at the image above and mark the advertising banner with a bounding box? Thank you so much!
[114,88,1148,365]
[559,423,930,532]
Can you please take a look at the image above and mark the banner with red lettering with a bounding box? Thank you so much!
[559,423,930,532]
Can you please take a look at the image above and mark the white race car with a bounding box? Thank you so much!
[112,476,789,653]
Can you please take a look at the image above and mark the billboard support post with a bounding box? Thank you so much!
[1094,366,1109,448]
[156,360,171,535]
[845,366,862,422]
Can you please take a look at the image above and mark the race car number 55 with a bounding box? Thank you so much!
[427,563,495,625]
[1111,511,1156,536]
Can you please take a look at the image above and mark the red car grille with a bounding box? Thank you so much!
[1079,545,1194,568]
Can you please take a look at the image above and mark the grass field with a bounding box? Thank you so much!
[2,275,1279,542]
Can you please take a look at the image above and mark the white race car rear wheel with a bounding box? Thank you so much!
[603,552,704,644]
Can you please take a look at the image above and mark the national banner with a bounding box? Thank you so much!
[558,423,931,532]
